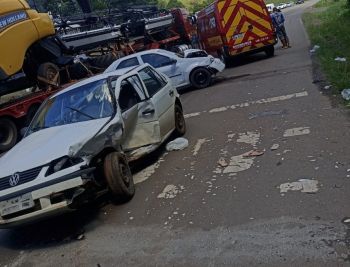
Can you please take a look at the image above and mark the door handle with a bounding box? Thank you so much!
[169,90,174,97]
[142,108,155,115]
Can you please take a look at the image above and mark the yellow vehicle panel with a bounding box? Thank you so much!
[0,0,55,78]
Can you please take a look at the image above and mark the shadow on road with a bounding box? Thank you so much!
[0,195,111,251]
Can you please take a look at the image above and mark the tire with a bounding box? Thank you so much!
[190,68,212,89]
[89,53,117,70]
[103,152,135,202]
[0,118,18,152]
[174,103,186,136]
[37,63,60,90]
[265,45,275,58]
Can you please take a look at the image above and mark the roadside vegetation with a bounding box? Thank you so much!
[303,0,350,94]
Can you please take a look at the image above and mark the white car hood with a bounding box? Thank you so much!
[0,118,109,177]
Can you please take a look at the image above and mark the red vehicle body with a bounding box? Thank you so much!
[197,0,276,62]
[171,8,196,44]
[0,89,61,152]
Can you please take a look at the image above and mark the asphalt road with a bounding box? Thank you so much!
[2,1,350,266]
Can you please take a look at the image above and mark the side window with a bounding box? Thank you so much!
[126,75,146,99]
[119,79,142,112]
[116,57,139,70]
[138,68,166,97]
[141,54,173,68]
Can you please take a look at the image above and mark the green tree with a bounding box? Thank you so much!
[166,0,185,8]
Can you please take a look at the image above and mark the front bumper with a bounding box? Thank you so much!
[209,58,226,73]
[0,167,95,228]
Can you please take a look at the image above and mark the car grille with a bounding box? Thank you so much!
[0,167,42,191]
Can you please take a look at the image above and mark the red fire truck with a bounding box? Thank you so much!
[197,0,276,64]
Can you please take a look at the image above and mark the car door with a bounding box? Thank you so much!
[118,74,162,151]
[140,53,185,87]
[138,66,176,138]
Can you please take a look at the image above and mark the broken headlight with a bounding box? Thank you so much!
[46,156,84,176]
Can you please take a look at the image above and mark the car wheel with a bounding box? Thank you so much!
[37,63,60,90]
[265,45,275,58]
[0,118,17,152]
[104,152,135,202]
[174,104,186,136]
[190,68,212,89]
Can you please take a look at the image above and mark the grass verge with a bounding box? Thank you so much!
[303,0,350,94]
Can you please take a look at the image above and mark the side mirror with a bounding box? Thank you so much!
[20,127,28,137]
[170,59,177,65]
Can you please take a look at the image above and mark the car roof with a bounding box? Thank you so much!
[52,64,148,98]
[112,49,174,62]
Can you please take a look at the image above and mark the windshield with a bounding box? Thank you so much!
[27,79,114,135]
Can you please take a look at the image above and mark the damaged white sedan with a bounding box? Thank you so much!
[0,64,186,227]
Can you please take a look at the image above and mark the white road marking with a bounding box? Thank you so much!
[237,132,261,147]
[222,154,255,174]
[279,179,319,193]
[185,91,309,119]
[157,184,184,199]
[134,155,167,184]
[193,138,210,156]
[283,127,311,137]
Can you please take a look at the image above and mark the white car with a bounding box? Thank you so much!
[0,64,186,227]
[277,3,287,9]
[104,49,225,90]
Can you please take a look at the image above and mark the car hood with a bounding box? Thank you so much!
[0,118,110,177]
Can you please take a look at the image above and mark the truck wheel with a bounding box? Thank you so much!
[0,118,17,152]
[89,53,117,70]
[190,68,212,89]
[103,152,135,202]
[174,104,186,136]
[37,63,60,90]
[265,45,275,58]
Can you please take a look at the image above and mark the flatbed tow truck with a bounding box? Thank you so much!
[0,1,196,152]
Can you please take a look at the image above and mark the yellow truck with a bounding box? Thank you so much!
[0,0,60,94]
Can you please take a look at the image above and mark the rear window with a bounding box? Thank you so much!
[116,57,139,70]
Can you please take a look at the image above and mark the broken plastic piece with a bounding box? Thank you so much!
[217,157,228,167]
[310,45,320,53]
[270,144,279,151]
[166,138,189,151]
[242,150,264,158]
[341,89,350,101]
[334,57,346,62]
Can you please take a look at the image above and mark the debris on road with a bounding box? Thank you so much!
[341,89,350,101]
[193,138,209,156]
[283,127,310,137]
[157,184,184,199]
[310,45,320,53]
[76,234,85,241]
[237,131,260,147]
[334,57,347,62]
[279,179,319,194]
[242,150,264,158]
[270,144,280,151]
[217,157,229,167]
[166,138,189,151]
[324,85,332,90]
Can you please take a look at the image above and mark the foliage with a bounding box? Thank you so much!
[166,0,185,8]
[303,0,350,94]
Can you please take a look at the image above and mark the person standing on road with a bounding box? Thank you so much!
[271,7,291,49]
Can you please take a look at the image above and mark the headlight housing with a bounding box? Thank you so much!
[46,156,84,176]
